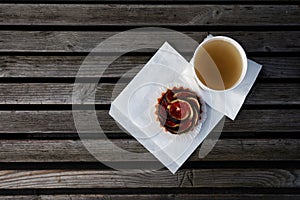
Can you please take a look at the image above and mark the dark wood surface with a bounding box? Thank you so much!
[1,5,299,25]
[1,56,300,78]
[0,1,299,199]
[0,194,300,200]
[0,139,299,162]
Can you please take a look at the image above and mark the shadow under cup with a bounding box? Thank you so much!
[192,36,247,92]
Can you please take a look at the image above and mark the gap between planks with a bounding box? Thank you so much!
[0,194,299,200]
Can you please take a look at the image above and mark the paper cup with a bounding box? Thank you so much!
[192,36,248,92]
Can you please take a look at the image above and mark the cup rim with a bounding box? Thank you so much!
[192,36,248,93]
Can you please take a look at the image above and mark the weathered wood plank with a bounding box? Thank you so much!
[0,82,298,105]
[0,194,299,200]
[0,110,298,133]
[0,31,299,52]
[0,169,299,188]
[0,5,299,26]
[1,0,298,2]
[1,56,299,79]
[0,139,298,162]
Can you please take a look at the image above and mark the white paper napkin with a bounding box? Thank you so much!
[110,42,224,173]
[109,41,262,173]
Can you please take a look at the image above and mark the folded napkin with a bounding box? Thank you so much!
[110,41,262,173]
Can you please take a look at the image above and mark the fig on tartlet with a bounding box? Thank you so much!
[156,87,203,135]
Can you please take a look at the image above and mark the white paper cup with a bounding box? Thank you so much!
[192,36,248,92]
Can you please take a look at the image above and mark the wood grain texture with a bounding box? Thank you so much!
[0,31,299,52]
[0,0,298,197]
[0,4,299,26]
[1,56,299,78]
[0,110,298,133]
[0,194,299,200]
[0,82,298,105]
[1,0,298,2]
[0,169,299,188]
[0,139,299,162]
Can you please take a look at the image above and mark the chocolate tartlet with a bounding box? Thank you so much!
[156,87,203,134]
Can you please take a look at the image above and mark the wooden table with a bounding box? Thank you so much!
[0,1,299,199]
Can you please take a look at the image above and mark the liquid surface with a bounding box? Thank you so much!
[194,39,243,90]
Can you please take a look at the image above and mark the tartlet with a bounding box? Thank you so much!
[156,87,203,134]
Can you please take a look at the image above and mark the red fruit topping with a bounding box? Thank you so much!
[168,100,191,121]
